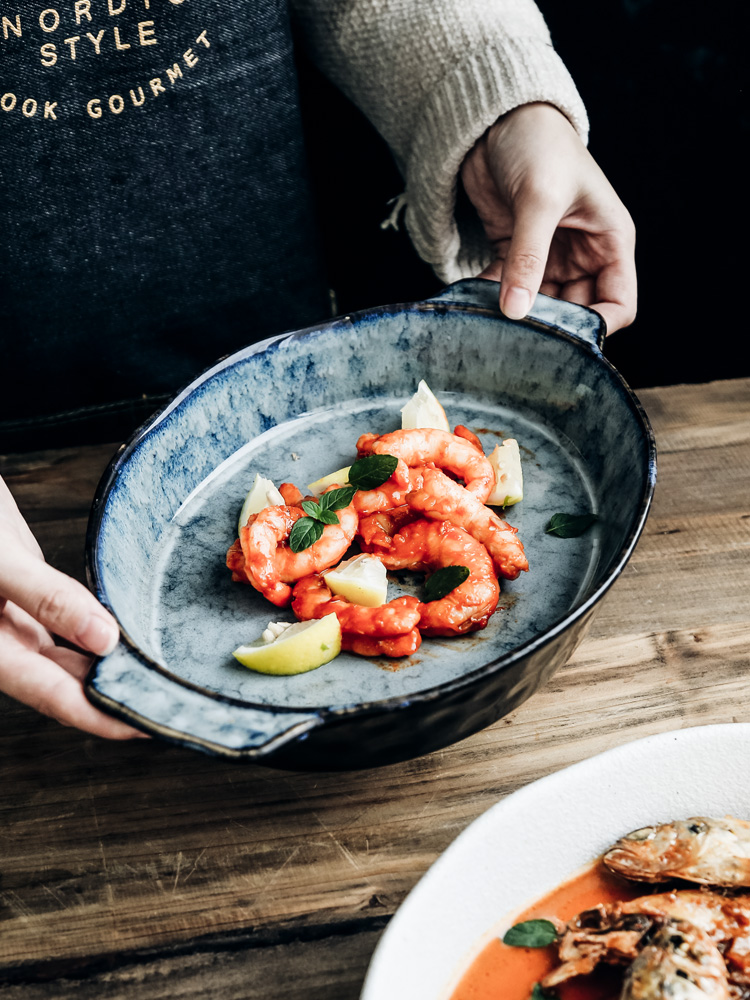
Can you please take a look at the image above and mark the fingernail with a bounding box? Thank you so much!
[78,615,119,655]
[502,286,531,320]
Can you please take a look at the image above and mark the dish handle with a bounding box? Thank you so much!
[85,642,322,757]
[428,278,606,351]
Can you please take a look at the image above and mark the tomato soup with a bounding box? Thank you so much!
[450,861,647,1000]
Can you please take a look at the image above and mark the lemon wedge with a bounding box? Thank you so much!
[307,466,351,497]
[323,554,388,607]
[486,439,523,506]
[238,474,285,532]
[232,614,341,675]
[401,379,450,431]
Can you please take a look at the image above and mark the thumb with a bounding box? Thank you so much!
[499,203,559,320]
[0,543,119,655]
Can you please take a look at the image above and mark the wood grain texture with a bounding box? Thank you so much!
[0,926,385,999]
[1,378,749,996]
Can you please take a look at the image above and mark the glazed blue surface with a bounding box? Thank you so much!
[86,280,655,760]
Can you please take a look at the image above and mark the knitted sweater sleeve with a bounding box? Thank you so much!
[290,0,589,283]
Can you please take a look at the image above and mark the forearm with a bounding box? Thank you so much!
[290,0,588,279]
[291,0,586,166]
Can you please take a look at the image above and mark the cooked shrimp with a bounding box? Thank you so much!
[407,467,529,580]
[354,433,413,489]
[604,817,750,887]
[291,573,422,656]
[292,573,421,636]
[273,509,358,582]
[240,497,357,607]
[361,428,495,501]
[352,466,426,516]
[237,507,303,606]
[366,519,499,635]
[622,920,729,1000]
[343,630,422,657]
[357,508,418,550]
[279,482,303,506]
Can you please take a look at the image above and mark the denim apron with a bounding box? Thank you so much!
[0,0,329,448]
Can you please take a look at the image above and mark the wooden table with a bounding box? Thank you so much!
[1,378,749,999]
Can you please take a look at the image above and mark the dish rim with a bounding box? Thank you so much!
[85,291,657,720]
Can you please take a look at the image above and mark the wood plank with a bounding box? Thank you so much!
[588,378,750,638]
[635,379,750,444]
[0,926,385,999]
[1,619,749,968]
[1,378,749,990]
[0,444,117,524]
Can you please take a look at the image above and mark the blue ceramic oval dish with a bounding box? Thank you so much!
[85,279,656,768]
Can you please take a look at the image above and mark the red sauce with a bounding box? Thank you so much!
[450,861,647,1000]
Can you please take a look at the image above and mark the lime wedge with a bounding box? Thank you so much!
[307,466,351,497]
[486,439,523,506]
[239,473,285,532]
[232,614,341,675]
[401,380,450,431]
[324,554,387,607]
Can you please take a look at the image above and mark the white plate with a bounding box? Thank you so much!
[361,724,750,1000]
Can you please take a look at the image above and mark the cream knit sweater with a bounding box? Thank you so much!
[291,0,589,283]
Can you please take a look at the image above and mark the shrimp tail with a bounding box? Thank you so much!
[342,629,422,658]
[226,538,251,583]
[279,482,304,506]
[453,425,484,453]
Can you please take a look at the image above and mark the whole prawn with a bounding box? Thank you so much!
[623,920,729,1000]
[357,428,495,502]
[291,573,422,657]
[235,491,357,607]
[365,519,500,635]
[407,467,529,580]
[545,891,750,989]
[619,891,750,982]
[604,817,750,887]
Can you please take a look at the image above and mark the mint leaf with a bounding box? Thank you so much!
[316,509,339,525]
[348,454,399,491]
[424,566,470,602]
[545,513,598,538]
[318,486,356,511]
[503,919,558,948]
[296,496,344,534]
[289,517,324,553]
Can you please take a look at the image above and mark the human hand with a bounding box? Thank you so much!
[461,102,637,333]
[0,476,147,739]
